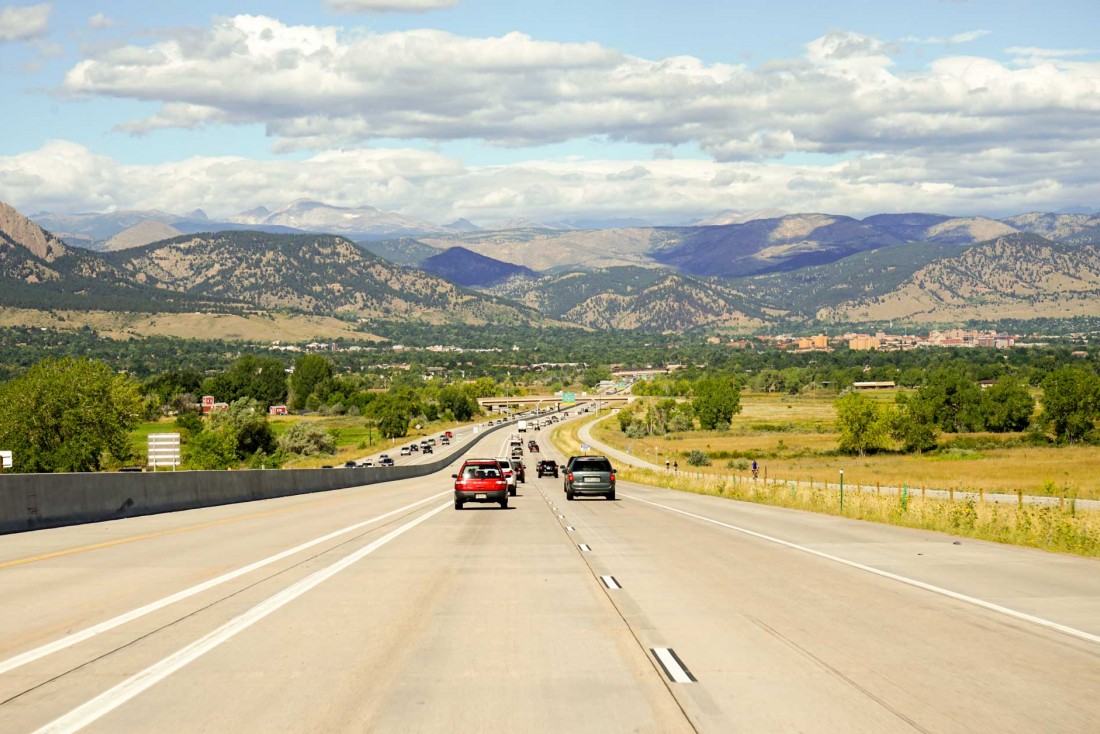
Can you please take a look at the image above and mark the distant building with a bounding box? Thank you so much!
[852,381,896,390]
[849,335,881,350]
[269,405,288,415]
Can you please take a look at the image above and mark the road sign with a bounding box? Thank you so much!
[562,392,576,405]
[580,443,590,451]
[148,433,181,469]
[0,450,11,469]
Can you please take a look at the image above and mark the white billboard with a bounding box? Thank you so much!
[148,433,181,469]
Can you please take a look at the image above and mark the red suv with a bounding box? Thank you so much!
[453,459,509,510]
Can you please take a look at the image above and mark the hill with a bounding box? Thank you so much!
[817,233,1100,323]
[103,220,184,251]
[492,266,765,331]
[419,247,538,287]
[105,231,546,326]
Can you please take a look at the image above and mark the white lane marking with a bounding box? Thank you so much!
[566,526,576,532]
[0,491,450,676]
[557,514,565,519]
[32,502,449,734]
[578,543,591,551]
[624,494,1100,647]
[652,647,695,683]
[600,575,621,590]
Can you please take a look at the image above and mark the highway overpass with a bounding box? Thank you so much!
[477,394,630,412]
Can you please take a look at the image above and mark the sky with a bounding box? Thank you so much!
[0,0,1098,225]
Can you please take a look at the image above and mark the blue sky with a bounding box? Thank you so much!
[1,0,1098,223]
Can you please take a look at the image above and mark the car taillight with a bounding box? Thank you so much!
[567,473,573,482]
[610,473,615,482]
[455,480,465,488]
[496,480,505,487]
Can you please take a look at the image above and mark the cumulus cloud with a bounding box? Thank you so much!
[4,140,1100,224]
[0,3,51,42]
[325,0,458,12]
[58,15,1100,168]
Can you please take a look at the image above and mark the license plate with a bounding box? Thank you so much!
[475,493,487,499]
[585,477,600,483]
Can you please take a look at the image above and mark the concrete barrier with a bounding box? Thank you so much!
[0,417,525,535]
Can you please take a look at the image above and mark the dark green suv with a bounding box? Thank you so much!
[564,455,616,500]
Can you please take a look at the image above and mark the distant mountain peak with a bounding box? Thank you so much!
[420,246,538,287]
[0,199,67,261]
[444,218,482,232]
[186,209,209,221]
[103,220,184,251]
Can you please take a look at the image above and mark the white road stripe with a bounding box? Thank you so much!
[600,575,621,590]
[566,526,575,532]
[652,647,695,683]
[0,491,450,676]
[578,543,591,551]
[624,493,1100,647]
[32,502,449,734]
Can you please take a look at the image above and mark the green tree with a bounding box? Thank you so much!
[914,367,985,433]
[288,354,334,411]
[835,392,888,456]
[889,393,939,453]
[980,376,1035,432]
[0,357,142,472]
[369,393,413,439]
[692,377,742,430]
[1040,367,1100,442]
[438,385,477,421]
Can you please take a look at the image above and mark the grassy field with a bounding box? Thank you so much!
[0,307,376,341]
[552,413,1100,557]
[599,392,1100,501]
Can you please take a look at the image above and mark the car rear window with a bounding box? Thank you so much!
[572,459,612,472]
[464,464,500,478]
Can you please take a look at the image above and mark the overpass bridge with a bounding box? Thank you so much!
[477,394,630,412]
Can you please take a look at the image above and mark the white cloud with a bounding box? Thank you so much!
[58,16,1100,169]
[88,12,116,30]
[0,3,51,42]
[4,139,1100,224]
[903,29,991,45]
[325,0,458,12]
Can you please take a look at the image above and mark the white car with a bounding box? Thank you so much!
[495,457,518,496]
[400,446,412,456]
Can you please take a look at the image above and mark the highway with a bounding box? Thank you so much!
[2,420,1099,732]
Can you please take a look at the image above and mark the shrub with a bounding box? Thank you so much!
[277,421,336,456]
[685,449,712,467]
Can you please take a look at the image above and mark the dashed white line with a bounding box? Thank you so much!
[566,526,576,532]
[578,543,591,551]
[600,575,621,590]
[652,647,695,683]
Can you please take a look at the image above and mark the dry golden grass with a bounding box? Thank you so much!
[596,392,1100,500]
[553,413,1100,557]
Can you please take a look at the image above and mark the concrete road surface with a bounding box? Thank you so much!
[2,423,1099,733]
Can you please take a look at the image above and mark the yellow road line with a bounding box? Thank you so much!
[0,493,363,570]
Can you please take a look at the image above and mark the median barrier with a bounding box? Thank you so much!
[0,416,535,535]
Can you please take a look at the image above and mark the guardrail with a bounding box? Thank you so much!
[0,419,521,535]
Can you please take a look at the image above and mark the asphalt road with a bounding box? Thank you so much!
[2,421,1099,733]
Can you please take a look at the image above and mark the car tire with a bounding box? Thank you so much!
[607,490,615,501]
[500,498,508,509]
[509,487,516,496]
[455,500,464,510]
[566,488,574,501]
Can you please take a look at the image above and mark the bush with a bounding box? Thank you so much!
[685,449,712,467]
[277,422,336,456]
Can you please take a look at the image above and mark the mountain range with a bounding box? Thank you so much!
[5,197,1100,336]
